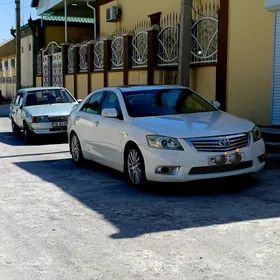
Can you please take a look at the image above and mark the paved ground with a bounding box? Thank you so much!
[1,104,280,280]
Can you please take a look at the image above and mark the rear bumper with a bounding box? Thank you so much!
[32,129,67,135]
[29,123,67,135]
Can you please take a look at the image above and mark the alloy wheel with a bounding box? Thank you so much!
[71,134,81,162]
[127,149,142,185]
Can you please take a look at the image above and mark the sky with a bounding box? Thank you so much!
[0,0,38,42]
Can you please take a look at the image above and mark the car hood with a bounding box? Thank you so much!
[132,111,255,138]
[24,103,77,117]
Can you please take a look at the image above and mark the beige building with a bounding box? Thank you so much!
[32,0,276,127]
[0,39,16,100]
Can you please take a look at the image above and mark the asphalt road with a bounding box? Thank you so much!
[1,104,280,280]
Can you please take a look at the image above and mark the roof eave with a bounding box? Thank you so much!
[31,0,39,8]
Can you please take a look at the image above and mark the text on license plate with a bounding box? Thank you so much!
[52,121,68,127]
[208,153,245,166]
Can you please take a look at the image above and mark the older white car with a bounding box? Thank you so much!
[9,87,78,143]
[68,85,265,186]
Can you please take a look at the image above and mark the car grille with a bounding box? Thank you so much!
[189,161,253,175]
[185,133,250,152]
[48,115,68,122]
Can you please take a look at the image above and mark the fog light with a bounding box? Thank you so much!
[230,153,241,165]
[155,166,180,175]
[215,155,226,166]
[258,154,265,163]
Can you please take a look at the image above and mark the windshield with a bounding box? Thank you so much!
[24,88,76,106]
[122,88,217,118]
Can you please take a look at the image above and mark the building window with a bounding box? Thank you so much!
[11,59,15,68]
[22,46,24,53]
[29,43,31,51]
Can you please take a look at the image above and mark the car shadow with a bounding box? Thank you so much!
[0,104,11,118]
[0,131,68,146]
[13,157,280,240]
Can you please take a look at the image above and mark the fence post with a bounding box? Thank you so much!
[73,43,80,99]
[147,25,160,85]
[61,42,70,87]
[103,38,112,87]
[40,48,44,87]
[87,40,95,94]
[215,0,229,111]
[123,32,133,85]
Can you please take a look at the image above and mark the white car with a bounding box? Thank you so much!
[68,85,265,186]
[9,87,78,143]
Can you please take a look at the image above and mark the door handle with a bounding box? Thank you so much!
[76,117,80,122]
[94,121,99,126]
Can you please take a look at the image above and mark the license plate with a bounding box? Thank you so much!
[52,121,68,127]
[208,153,245,166]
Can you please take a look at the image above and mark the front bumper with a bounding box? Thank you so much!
[140,138,266,183]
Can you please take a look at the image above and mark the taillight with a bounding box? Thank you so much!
[32,116,37,123]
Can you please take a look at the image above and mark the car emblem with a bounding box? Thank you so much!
[219,137,230,147]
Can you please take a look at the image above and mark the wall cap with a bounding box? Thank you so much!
[265,0,280,11]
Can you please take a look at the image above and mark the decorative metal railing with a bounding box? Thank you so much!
[79,41,88,72]
[111,35,124,70]
[93,39,104,71]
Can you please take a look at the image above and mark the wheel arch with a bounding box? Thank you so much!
[123,140,144,169]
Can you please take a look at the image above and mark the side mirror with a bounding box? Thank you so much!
[211,101,221,109]
[78,99,83,103]
[101,108,118,118]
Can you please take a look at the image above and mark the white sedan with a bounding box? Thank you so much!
[68,85,265,186]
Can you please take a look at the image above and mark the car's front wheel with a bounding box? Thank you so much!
[70,132,84,164]
[11,119,20,134]
[125,145,147,186]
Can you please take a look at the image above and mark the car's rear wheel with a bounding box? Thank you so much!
[70,132,84,164]
[23,124,34,144]
[125,145,147,186]
[11,119,20,134]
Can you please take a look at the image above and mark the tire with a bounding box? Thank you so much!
[23,124,34,144]
[125,145,147,187]
[70,132,84,164]
[11,119,20,134]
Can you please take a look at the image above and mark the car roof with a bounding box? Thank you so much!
[100,85,188,93]
[21,87,66,92]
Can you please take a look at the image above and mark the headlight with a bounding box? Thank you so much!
[36,116,49,123]
[252,125,262,142]
[146,135,184,150]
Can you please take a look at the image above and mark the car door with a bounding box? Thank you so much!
[16,92,25,128]
[94,91,124,169]
[10,91,22,126]
[75,91,105,161]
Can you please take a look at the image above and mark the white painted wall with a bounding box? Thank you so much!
[265,0,280,12]
[21,35,33,88]
[37,0,62,15]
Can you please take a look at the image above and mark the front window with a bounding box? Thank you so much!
[122,88,217,118]
[24,88,76,107]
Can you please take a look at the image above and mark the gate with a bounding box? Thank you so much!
[42,42,63,87]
